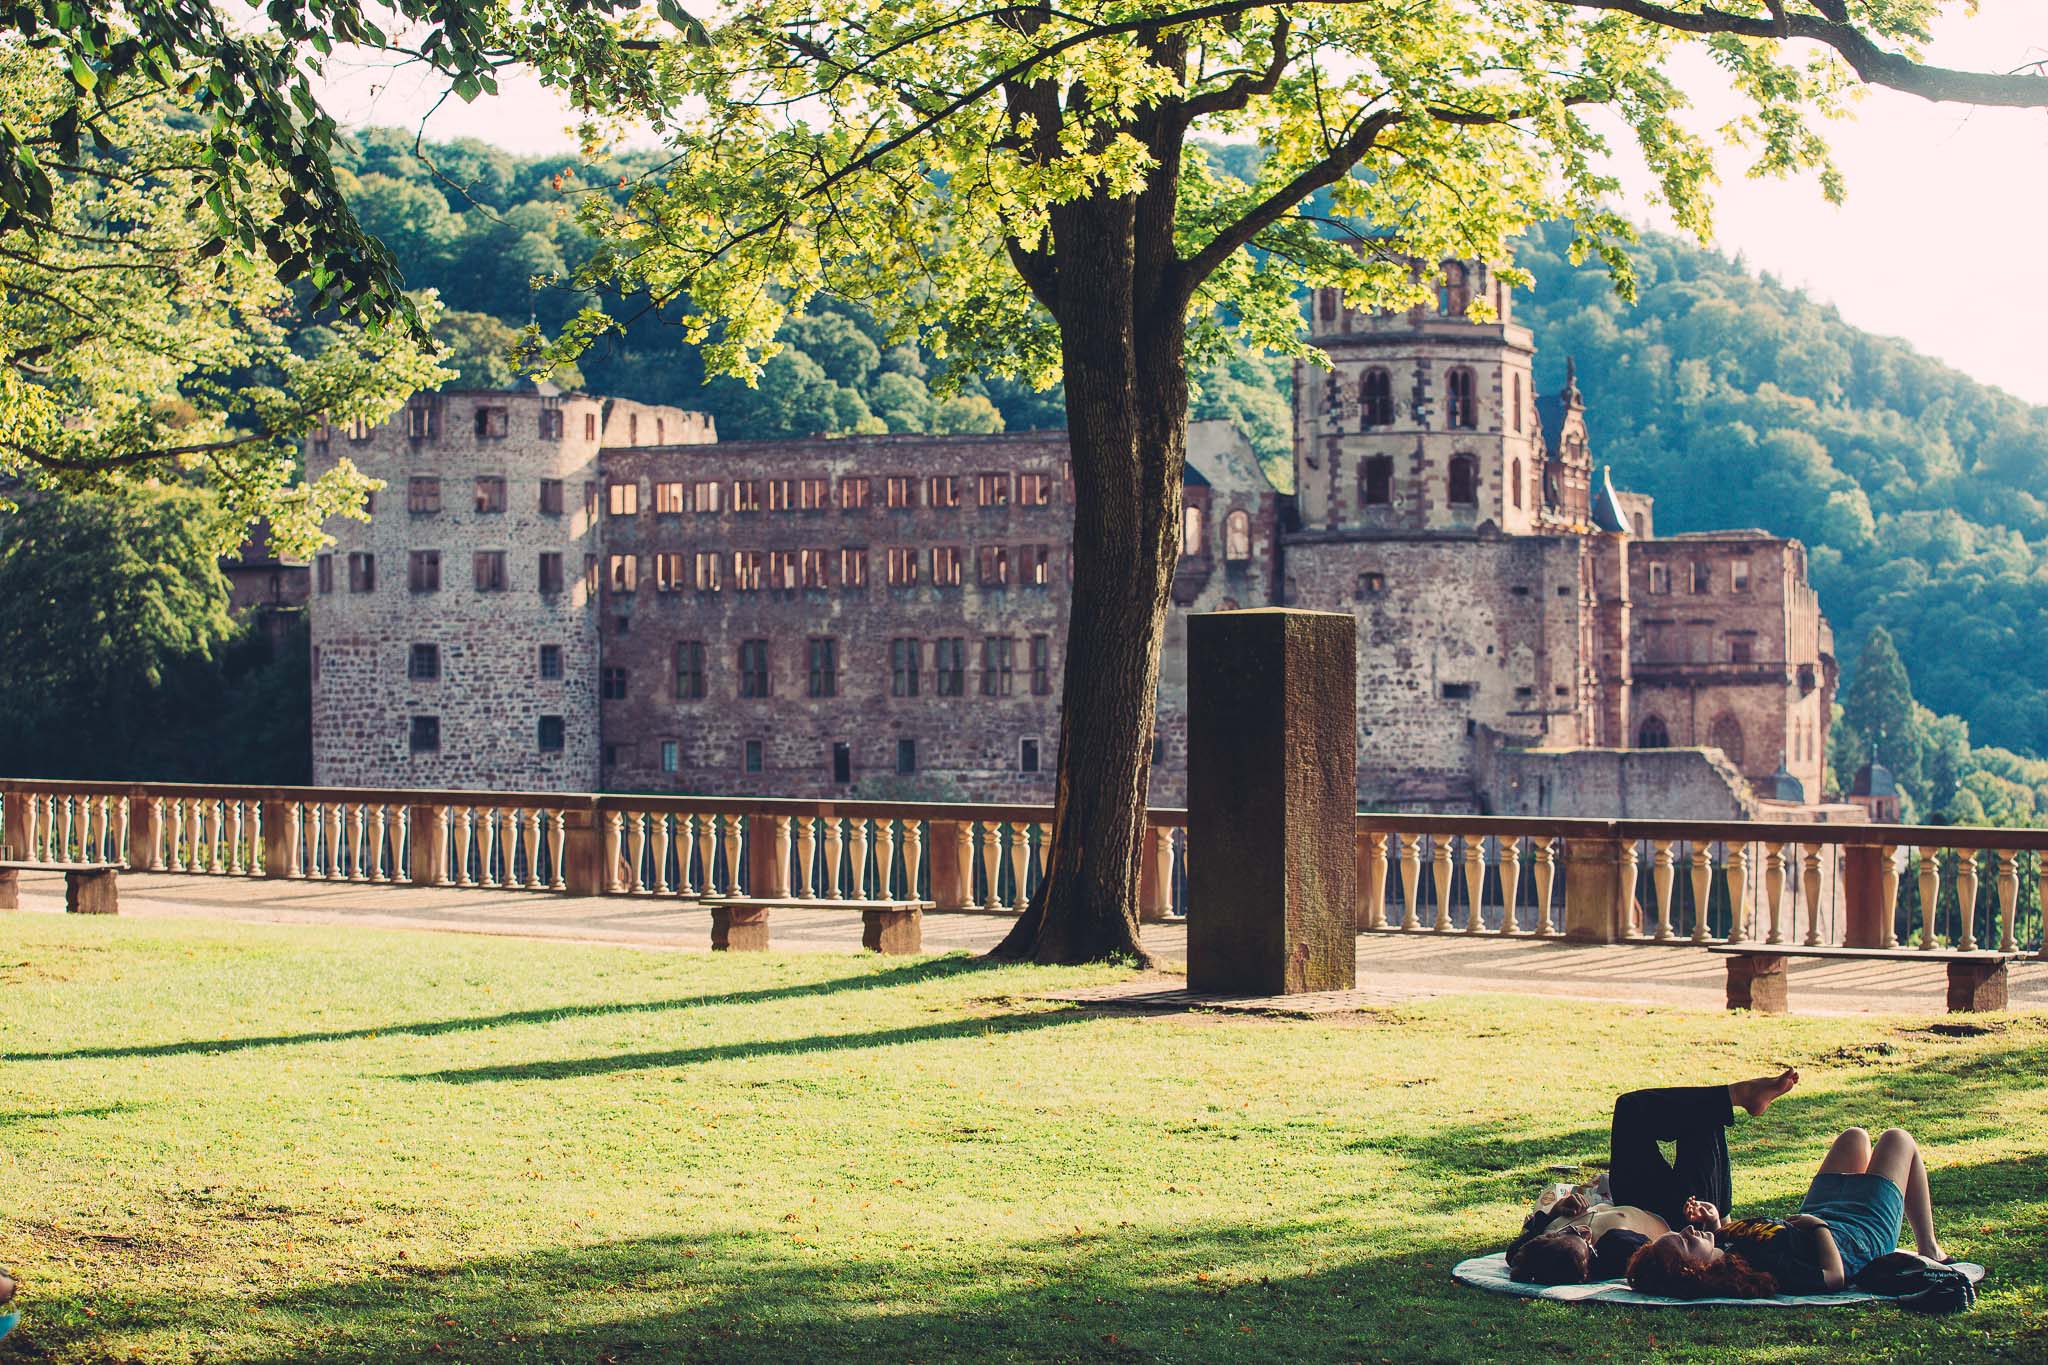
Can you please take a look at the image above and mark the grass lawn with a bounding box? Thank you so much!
[1,914,2045,1363]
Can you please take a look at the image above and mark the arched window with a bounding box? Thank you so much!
[1637,716,1671,749]
[1360,368,1394,427]
[1511,459,1523,509]
[1448,454,1478,506]
[1362,455,1394,507]
[1181,504,1206,556]
[1512,373,1523,432]
[1224,509,1251,561]
[1445,367,1477,429]
[1319,288,1337,321]
[1441,261,1469,315]
[1709,715,1746,768]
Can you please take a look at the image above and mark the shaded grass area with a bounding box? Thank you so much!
[1,915,2045,1363]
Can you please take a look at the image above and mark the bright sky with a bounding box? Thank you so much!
[315,2,2048,405]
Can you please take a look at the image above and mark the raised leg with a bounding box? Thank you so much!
[1610,1086,1735,1227]
[1867,1129,1944,1261]
[1815,1126,1873,1176]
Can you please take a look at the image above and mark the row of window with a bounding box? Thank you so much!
[401,644,566,682]
[317,544,1077,595]
[608,471,1061,518]
[320,405,594,447]
[1337,367,1491,432]
[404,718,1048,781]
[664,635,1055,701]
[1645,560,1754,595]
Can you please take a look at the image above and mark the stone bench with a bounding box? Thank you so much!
[1711,945,2023,1015]
[708,898,926,954]
[0,860,121,915]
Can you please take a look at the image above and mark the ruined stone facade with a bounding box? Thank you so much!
[306,267,1839,817]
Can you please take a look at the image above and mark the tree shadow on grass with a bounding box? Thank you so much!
[5,954,994,1065]
[0,1102,142,1129]
[24,1206,2040,1365]
[401,1006,1094,1084]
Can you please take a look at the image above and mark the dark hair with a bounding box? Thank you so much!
[1510,1231,1592,1285]
[1625,1238,1778,1299]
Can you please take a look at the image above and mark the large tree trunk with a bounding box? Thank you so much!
[990,183,1189,965]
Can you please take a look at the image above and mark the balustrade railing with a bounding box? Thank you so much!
[3,779,2044,956]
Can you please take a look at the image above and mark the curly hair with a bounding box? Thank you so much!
[1625,1237,1779,1299]
[1510,1231,1592,1285]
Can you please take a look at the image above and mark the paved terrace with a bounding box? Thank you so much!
[10,868,2047,1017]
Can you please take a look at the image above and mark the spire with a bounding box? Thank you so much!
[1591,464,1628,534]
[1563,356,1583,409]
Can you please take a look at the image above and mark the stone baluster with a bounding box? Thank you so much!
[1497,837,1522,935]
[521,810,542,890]
[720,816,743,898]
[1427,836,1452,932]
[1916,846,1940,949]
[697,814,720,897]
[230,801,248,875]
[823,817,846,900]
[1954,849,1980,952]
[849,818,871,900]
[1358,831,1387,931]
[1762,843,1786,944]
[370,805,390,883]
[22,795,39,863]
[1461,836,1485,933]
[487,808,509,889]
[1651,840,1676,941]
[875,819,899,900]
[623,812,644,894]
[1620,840,1642,938]
[794,816,818,897]
[1879,846,1901,949]
[977,822,1000,910]
[904,821,926,902]
[1535,838,1560,936]
[667,814,693,897]
[1688,844,1711,943]
[185,800,203,874]
[1008,822,1032,913]
[285,802,304,879]
[1396,833,1421,930]
[1995,850,2019,953]
[84,797,104,863]
[454,807,475,887]
[549,811,569,891]
[650,813,671,895]
[1801,843,1824,947]
[1724,844,1750,944]
[1036,823,1052,901]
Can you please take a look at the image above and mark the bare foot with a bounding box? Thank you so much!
[1732,1068,1801,1117]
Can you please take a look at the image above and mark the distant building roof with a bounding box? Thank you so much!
[1849,762,1898,798]
[1765,765,1807,803]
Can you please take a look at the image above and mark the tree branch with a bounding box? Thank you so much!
[1179,14,1293,122]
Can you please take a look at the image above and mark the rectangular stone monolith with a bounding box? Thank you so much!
[1186,608,1357,995]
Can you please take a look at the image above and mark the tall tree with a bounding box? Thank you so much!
[1843,624,1922,794]
[536,2,2046,962]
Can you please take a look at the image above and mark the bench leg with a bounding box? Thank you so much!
[1946,961,2008,1013]
[0,867,17,911]
[861,907,923,955]
[1726,954,1788,1014]
[711,905,770,952]
[65,869,118,915]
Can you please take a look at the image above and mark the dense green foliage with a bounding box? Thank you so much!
[4,918,2046,1362]
[0,490,309,783]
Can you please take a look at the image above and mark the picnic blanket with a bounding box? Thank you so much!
[1452,1251,1986,1308]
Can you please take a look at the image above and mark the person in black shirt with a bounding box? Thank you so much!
[1507,1068,1800,1284]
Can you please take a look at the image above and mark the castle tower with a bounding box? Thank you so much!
[1290,259,1545,537]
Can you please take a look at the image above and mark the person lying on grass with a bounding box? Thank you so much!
[1626,1125,1953,1299]
[1509,1069,1800,1285]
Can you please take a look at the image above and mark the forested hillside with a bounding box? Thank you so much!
[316,132,2048,816]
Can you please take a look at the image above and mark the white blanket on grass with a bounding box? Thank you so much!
[1453,1252,1985,1308]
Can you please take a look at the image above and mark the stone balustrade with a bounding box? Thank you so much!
[3,780,2043,956]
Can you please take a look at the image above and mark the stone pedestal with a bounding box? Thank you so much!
[66,869,118,915]
[560,808,604,897]
[125,792,161,872]
[0,866,17,910]
[1,791,25,861]
[747,816,791,898]
[1724,953,1788,1013]
[1186,609,1356,996]
[1840,846,1890,948]
[711,904,771,951]
[1947,960,2009,1013]
[408,804,447,887]
[261,800,294,878]
[861,906,922,955]
[1562,838,1628,943]
[928,821,972,909]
